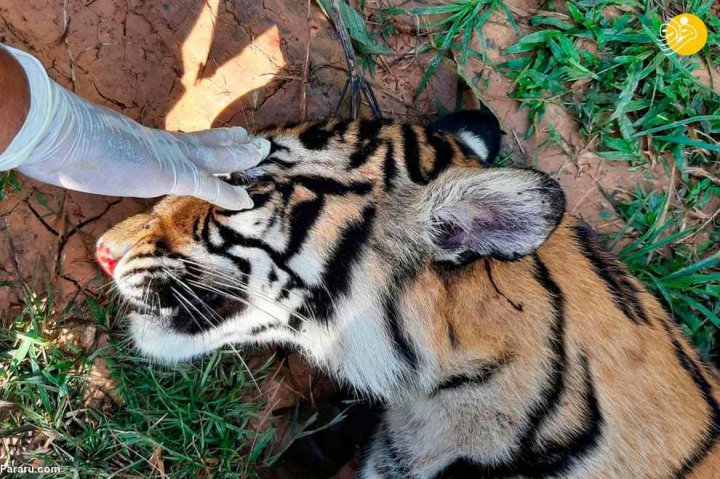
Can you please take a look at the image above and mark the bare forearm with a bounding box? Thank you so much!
[0,47,30,153]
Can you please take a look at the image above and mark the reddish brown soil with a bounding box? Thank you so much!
[0,1,669,477]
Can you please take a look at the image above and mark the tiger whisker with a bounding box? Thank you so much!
[169,287,208,340]
[166,274,221,330]
[165,271,261,365]
[188,275,313,328]
[177,257,327,326]
[178,260,315,326]
[97,278,120,293]
[185,279,310,340]
[178,257,306,302]
[186,263,325,326]
[167,278,261,392]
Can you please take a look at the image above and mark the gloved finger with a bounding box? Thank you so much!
[185,137,271,174]
[172,170,254,210]
[171,127,251,146]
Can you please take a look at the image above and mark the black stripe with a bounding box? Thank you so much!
[268,138,290,155]
[485,261,524,311]
[433,260,613,479]
[277,182,295,218]
[204,174,376,327]
[378,260,423,372]
[447,320,459,349]
[248,192,272,210]
[349,137,382,169]
[118,266,165,278]
[198,210,211,243]
[126,212,251,335]
[211,219,283,259]
[201,215,255,277]
[192,215,202,241]
[424,127,454,180]
[573,224,649,324]
[382,288,419,371]
[268,267,278,284]
[215,226,300,284]
[436,272,609,479]
[432,355,511,396]
[285,196,325,258]
[524,351,603,476]
[436,256,568,478]
[658,318,720,477]
[250,323,282,336]
[297,206,377,324]
[293,175,373,196]
[358,119,391,141]
[382,142,397,191]
[266,158,295,169]
[349,120,390,169]
[332,120,350,141]
[519,255,568,444]
[402,124,425,184]
[209,216,305,289]
[298,122,334,150]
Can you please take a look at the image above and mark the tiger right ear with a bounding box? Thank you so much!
[419,167,565,265]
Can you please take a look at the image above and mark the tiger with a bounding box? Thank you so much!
[97,109,720,478]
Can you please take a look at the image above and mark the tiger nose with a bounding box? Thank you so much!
[95,241,131,277]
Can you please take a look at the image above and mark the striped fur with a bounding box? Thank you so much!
[98,111,720,478]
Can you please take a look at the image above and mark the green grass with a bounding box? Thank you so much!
[612,184,720,360]
[499,0,720,160]
[0,282,284,478]
[504,0,720,362]
[316,0,391,74]
[0,170,20,201]
[384,0,519,96]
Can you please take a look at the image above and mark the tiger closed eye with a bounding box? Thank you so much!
[246,181,275,195]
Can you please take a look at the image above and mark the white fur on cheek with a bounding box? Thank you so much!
[129,313,214,363]
[128,306,301,363]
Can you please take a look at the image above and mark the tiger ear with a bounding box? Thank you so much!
[420,167,565,265]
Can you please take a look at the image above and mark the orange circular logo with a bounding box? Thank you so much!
[662,14,708,56]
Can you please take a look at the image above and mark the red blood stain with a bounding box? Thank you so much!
[96,244,117,276]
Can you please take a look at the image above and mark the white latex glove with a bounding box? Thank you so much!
[0,45,270,210]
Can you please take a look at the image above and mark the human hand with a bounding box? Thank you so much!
[2,45,269,210]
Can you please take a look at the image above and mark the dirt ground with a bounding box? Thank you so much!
[0,0,671,477]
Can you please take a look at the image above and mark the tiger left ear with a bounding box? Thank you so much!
[420,167,565,265]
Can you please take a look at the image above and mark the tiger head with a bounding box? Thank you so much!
[98,110,565,397]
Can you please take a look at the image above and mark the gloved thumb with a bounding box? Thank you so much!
[173,127,252,146]
[185,137,270,174]
[172,169,254,210]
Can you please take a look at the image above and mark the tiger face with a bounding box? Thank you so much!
[98,110,563,394]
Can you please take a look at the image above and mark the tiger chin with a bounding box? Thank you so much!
[97,110,720,478]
